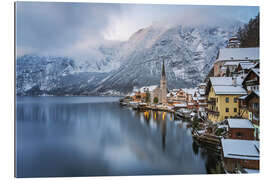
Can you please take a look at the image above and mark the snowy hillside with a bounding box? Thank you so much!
[94,24,241,93]
[16,22,241,96]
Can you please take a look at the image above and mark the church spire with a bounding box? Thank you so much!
[162,59,166,77]
[160,59,167,105]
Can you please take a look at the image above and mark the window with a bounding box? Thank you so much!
[216,98,218,102]
[234,97,237,103]
[253,103,259,110]
[226,108,229,112]
[225,97,229,103]
[236,132,243,137]
[234,108,237,112]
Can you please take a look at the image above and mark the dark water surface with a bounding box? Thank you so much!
[16,96,221,177]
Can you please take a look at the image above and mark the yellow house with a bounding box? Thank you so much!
[205,77,247,122]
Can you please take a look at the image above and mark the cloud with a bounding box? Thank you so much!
[16,2,122,57]
[16,2,259,58]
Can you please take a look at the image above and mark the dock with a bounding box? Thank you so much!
[192,129,221,153]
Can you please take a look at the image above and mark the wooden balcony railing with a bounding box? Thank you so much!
[206,108,220,116]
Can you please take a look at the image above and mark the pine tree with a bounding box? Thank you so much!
[153,97,159,104]
[237,13,259,47]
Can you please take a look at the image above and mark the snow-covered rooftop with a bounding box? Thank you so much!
[199,82,206,86]
[221,139,260,160]
[213,85,247,95]
[228,118,254,129]
[183,88,197,95]
[216,48,259,61]
[238,95,248,99]
[199,89,205,95]
[139,85,158,92]
[254,90,260,97]
[209,77,246,95]
[221,66,227,71]
[210,77,236,86]
[197,96,206,100]
[224,61,243,66]
[251,68,260,77]
[174,103,187,107]
[239,62,255,70]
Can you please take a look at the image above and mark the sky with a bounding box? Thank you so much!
[16,2,259,58]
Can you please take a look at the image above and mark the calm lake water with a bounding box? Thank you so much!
[16,96,222,177]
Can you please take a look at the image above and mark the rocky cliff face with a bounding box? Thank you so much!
[16,23,241,96]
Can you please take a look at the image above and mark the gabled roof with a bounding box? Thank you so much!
[227,118,254,129]
[206,77,247,95]
[216,47,259,62]
[213,85,247,95]
[210,77,243,86]
[242,68,260,85]
[210,77,235,86]
[238,62,256,70]
[221,139,260,160]
[251,68,260,77]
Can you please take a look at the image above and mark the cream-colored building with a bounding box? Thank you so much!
[205,77,247,122]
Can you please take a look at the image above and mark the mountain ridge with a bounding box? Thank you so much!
[16,22,242,96]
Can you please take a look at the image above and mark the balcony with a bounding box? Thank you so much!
[206,108,220,116]
[207,98,216,105]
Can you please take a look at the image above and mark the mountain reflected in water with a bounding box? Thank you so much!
[16,96,222,177]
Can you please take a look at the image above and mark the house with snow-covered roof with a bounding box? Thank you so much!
[214,47,259,77]
[242,68,260,93]
[227,118,255,140]
[221,139,259,172]
[236,62,256,74]
[205,77,247,122]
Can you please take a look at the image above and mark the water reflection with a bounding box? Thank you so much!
[16,97,222,177]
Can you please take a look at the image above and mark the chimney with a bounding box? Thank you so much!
[232,76,237,86]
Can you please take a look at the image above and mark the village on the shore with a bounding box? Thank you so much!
[119,36,260,174]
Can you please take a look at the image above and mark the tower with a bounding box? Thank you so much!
[160,60,167,105]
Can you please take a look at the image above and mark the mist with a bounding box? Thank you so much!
[16,2,259,59]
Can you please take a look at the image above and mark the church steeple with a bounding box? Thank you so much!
[160,59,167,105]
[162,59,166,78]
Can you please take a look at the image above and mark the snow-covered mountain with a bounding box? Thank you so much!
[92,23,241,93]
[16,22,241,96]
[16,55,110,95]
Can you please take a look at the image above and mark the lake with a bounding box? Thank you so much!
[15,96,222,177]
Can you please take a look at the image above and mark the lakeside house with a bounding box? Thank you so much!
[221,139,259,172]
[227,118,255,140]
[205,77,247,122]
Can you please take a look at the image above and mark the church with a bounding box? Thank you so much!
[150,60,167,105]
